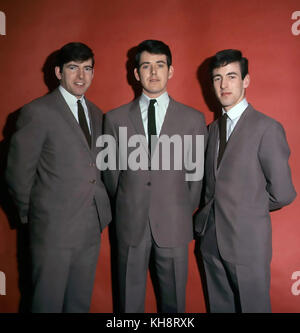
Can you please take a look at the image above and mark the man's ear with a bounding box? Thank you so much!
[55,66,62,80]
[243,74,250,89]
[168,65,174,79]
[134,68,140,82]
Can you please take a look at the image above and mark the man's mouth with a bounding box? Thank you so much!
[221,92,231,97]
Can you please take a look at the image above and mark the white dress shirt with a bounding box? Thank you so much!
[222,98,248,141]
[59,85,91,132]
[139,92,170,141]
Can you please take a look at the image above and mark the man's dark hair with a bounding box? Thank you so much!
[210,49,248,79]
[135,40,172,70]
[56,42,94,73]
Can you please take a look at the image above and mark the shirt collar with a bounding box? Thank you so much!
[59,85,85,106]
[140,92,169,108]
[222,98,248,120]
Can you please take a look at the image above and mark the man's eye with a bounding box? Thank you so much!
[85,67,93,71]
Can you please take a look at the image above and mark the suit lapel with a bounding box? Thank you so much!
[146,97,176,157]
[209,122,219,177]
[157,98,176,138]
[86,99,100,153]
[128,99,149,154]
[52,89,93,153]
[216,105,252,171]
[128,97,178,157]
[128,99,146,135]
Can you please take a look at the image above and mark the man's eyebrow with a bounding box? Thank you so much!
[66,63,79,67]
[226,72,239,76]
[212,72,239,79]
[139,60,167,66]
[139,61,150,66]
[66,63,93,68]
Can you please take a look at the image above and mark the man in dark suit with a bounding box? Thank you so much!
[103,40,207,312]
[6,42,112,312]
[195,49,296,312]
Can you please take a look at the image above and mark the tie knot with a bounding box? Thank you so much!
[149,99,156,107]
[77,99,82,106]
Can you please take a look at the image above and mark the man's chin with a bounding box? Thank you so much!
[72,88,88,98]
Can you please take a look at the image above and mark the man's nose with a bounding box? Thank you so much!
[220,78,227,89]
[150,64,157,74]
[77,68,84,79]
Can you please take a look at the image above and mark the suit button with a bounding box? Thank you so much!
[147,182,151,186]
[89,179,96,184]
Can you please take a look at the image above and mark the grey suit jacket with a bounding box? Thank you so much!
[6,88,111,247]
[103,97,207,248]
[195,104,296,264]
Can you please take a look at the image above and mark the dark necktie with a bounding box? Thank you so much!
[217,113,228,168]
[148,99,157,156]
[77,100,91,148]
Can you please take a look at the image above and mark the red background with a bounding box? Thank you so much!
[0,0,299,313]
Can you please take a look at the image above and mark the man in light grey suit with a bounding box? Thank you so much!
[195,49,296,312]
[6,42,111,312]
[103,40,207,312]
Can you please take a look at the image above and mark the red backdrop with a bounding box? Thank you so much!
[0,0,299,313]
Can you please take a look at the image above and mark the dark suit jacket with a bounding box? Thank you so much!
[195,104,296,264]
[103,97,207,248]
[6,88,111,247]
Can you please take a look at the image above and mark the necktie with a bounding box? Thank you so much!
[148,99,157,156]
[77,100,91,148]
[217,113,228,168]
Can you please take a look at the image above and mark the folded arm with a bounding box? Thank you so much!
[6,105,46,223]
[258,121,296,211]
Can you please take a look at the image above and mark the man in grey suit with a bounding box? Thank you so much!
[195,49,296,312]
[103,40,207,312]
[6,42,111,312]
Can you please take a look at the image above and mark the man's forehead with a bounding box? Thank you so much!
[65,59,93,66]
[140,51,167,62]
[213,61,241,75]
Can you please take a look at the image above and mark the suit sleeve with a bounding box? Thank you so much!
[102,113,120,199]
[258,121,296,211]
[187,112,208,212]
[5,104,47,223]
